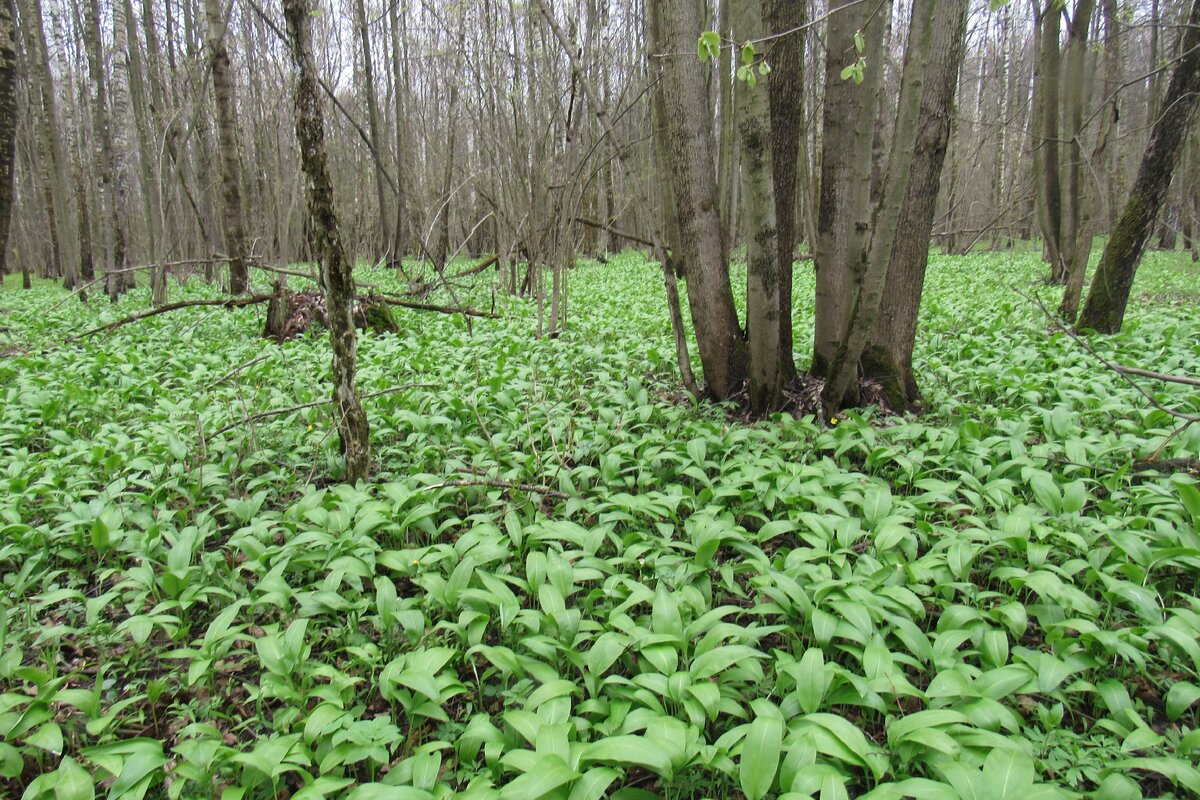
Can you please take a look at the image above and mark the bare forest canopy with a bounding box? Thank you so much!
[2,0,1196,276]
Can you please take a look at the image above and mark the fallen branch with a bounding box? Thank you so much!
[1020,289,1200,425]
[210,383,435,437]
[422,477,570,499]
[70,295,274,340]
[1114,365,1200,389]
[375,296,499,319]
[51,257,260,310]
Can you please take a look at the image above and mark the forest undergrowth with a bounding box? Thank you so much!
[1,250,1199,799]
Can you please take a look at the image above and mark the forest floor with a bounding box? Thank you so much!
[1,250,1198,799]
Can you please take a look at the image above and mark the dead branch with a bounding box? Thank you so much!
[1114,365,1200,388]
[573,216,656,249]
[422,477,570,499]
[206,353,274,390]
[70,295,275,341]
[210,383,435,437]
[374,296,499,319]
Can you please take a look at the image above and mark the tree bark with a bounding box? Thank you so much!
[205,0,250,294]
[822,0,937,414]
[861,0,968,412]
[1032,0,1065,282]
[283,0,371,482]
[84,0,131,300]
[812,0,888,378]
[0,0,14,277]
[19,0,75,288]
[648,0,745,399]
[736,0,781,414]
[766,0,804,384]
[1057,0,1096,306]
[354,0,391,255]
[1077,0,1200,334]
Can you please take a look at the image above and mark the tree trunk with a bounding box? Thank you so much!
[1057,0,1096,298]
[812,0,888,378]
[1077,0,1200,334]
[1032,1,1065,282]
[861,0,968,412]
[822,0,937,414]
[648,0,745,399]
[354,0,390,256]
[766,0,804,385]
[0,0,14,277]
[283,0,371,483]
[736,0,781,414]
[84,0,131,300]
[20,0,76,288]
[205,0,250,294]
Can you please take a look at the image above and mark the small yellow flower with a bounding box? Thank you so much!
[830,417,839,426]
[411,559,420,567]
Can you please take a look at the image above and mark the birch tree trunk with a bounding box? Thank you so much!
[84,0,131,299]
[1077,0,1200,334]
[283,0,371,483]
[205,0,250,294]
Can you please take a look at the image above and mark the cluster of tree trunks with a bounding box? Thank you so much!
[652,0,969,417]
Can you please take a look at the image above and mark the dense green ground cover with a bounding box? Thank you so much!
[1,251,1199,800]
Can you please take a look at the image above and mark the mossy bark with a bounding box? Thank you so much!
[1077,0,1200,334]
[283,0,370,483]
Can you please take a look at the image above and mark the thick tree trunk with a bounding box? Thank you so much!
[861,0,968,412]
[766,0,804,385]
[0,0,14,277]
[648,0,745,399]
[1032,1,1065,282]
[812,0,887,378]
[736,0,781,414]
[205,0,250,294]
[283,0,371,483]
[1057,0,1096,297]
[1077,0,1200,333]
[822,0,937,414]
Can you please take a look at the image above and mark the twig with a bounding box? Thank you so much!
[422,477,569,500]
[205,353,274,390]
[1019,289,1200,424]
[209,383,435,437]
[69,295,274,341]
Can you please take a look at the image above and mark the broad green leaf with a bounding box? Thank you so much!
[740,701,783,800]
